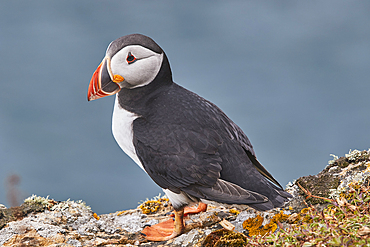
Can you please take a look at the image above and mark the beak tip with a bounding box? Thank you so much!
[87,95,97,101]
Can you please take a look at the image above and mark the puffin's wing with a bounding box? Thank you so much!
[227,120,284,189]
[194,178,270,205]
[132,118,269,204]
[133,120,222,190]
[246,150,284,189]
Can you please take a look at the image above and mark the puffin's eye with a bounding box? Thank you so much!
[126,52,136,64]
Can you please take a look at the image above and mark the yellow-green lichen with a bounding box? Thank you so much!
[24,194,53,207]
[139,200,162,214]
[138,194,169,214]
[229,208,240,215]
[49,198,91,212]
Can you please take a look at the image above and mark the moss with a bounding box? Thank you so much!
[326,149,370,172]
[215,240,245,247]
[202,229,228,247]
[335,157,350,168]
[296,174,340,204]
[202,229,247,247]
[0,200,47,230]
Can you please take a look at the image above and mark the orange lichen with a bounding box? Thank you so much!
[271,210,289,223]
[242,215,264,236]
[117,210,126,216]
[242,211,289,236]
[93,212,100,220]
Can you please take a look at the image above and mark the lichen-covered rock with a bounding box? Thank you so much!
[286,149,370,212]
[0,198,290,247]
[0,196,48,230]
[0,196,232,246]
[1,149,369,246]
[0,198,141,246]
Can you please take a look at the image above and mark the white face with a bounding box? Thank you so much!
[110,45,163,89]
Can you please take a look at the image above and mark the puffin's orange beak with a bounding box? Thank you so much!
[87,58,121,101]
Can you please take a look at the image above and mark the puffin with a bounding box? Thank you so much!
[87,34,291,241]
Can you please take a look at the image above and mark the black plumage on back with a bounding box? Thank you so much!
[118,82,291,211]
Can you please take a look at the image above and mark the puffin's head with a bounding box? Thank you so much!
[88,34,166,101]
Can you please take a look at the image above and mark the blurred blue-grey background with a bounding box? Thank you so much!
[1,1,369,214]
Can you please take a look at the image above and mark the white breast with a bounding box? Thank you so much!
[112,95,144,170]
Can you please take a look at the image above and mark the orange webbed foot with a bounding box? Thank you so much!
[141,203,208,241]
[141,209,185,241]
[141,219,178,241]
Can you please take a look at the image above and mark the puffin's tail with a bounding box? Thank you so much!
[248,184,292,211]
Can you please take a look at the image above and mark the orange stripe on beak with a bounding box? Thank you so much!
[87,58,121,101]
[88,62,103,101]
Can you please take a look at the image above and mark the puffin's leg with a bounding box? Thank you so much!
[169,202,207,216]
[183,202,207,216]
[141,208,185,241]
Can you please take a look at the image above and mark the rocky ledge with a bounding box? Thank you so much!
[1,149,370,246]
